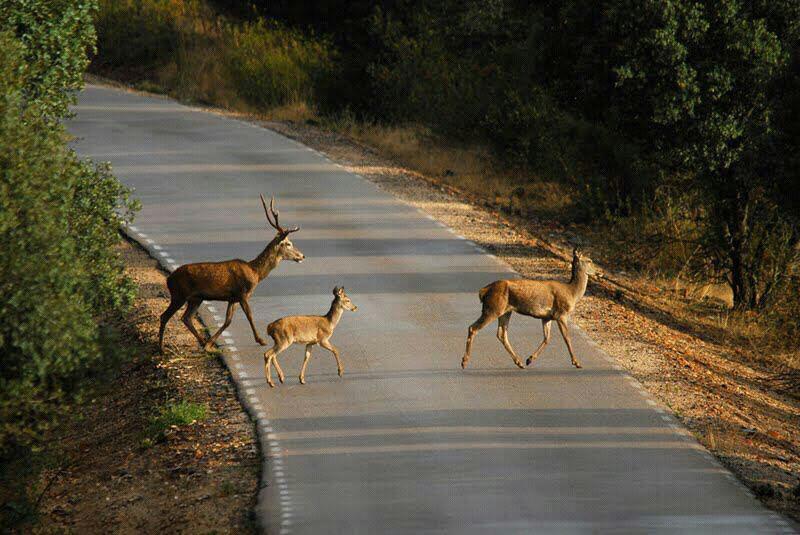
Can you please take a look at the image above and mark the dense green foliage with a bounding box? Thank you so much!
[93,0,799,313]
[242,0,800,311]
[93,0,334,111]
[0,1,137,458]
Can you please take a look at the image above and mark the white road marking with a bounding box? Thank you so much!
[159,251,169,257]
[222,330,231,336]
[228,346,238,352]
[129,226,138,232]
[207,306,217,313]
[153,244,163,250]
[145,238,154,244]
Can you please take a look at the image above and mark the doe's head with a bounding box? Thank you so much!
[333,286,358,312]
[572,248,595,275]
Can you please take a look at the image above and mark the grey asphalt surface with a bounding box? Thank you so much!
[69,85,794,534]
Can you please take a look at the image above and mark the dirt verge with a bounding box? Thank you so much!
[28,239,259,533]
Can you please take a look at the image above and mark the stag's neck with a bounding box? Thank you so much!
[325,301,344,328]
[249,236,282,281]
[568,266,589,302]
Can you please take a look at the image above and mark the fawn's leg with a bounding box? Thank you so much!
[462,310,498,369]
[556,318,582,369]
[159,295,186,351]
[263,340,290,387]
[204,301,237,351]
[240,297,266,346]
[526,319,552,366]
[497,311,525,369]
[181,299,206,347]
[319,338,343,377]
[299,344,314,384]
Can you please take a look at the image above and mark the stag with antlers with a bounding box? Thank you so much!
[158,195,304,353]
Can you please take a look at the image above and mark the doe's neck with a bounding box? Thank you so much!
[325,299,344,327]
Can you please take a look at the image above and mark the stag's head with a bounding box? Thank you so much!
[334,286,358,312]
[261,194,305,263]
[572,248,595,275]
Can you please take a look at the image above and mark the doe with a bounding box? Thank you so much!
[159,195,304,352]
[461,249,594,369]
[263,286,358,387]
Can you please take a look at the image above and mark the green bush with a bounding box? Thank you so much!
[224,20,333,109]
[0,16,137,456]
[0,0,97,119]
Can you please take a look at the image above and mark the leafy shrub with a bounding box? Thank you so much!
[0,20,137,456]
[224,20,333,109]
[0,0,97,118]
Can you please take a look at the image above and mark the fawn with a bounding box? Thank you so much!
[462,248,594,369]
[263,287,358,387]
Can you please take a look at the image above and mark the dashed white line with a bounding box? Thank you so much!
[159,251,169,257]
[145,238,154,244]
[129,226,138,232]
[207,306,217,313]
[153,244,163,250]
[228,346,238,352]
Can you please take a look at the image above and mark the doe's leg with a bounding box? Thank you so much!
[319,338,343,377]
[556,318,582,369]
[181,298,206,348]
[462,310,498,369]
[526,319,551,366]
[299,344,314,384]
[497,312,525,369]
[204,301,237,352]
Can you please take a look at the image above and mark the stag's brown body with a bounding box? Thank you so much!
[461,250,594,369]
[158,195,304,352]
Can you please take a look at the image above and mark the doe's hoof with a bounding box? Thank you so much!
[299,377,305,385]
[256,338,268,346]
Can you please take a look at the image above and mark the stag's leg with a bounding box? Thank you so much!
[556,318,582,369]
[497,312,525,369]
[159,295,186,351]
[319,338,344,377]
[240,297,267,346]
[462,310,498,369]
[299,344,314,384]
[203,301,237,352]
[526,319,552,366]
[182,299,206,347]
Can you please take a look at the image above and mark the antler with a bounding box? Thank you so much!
[260,194,299,235]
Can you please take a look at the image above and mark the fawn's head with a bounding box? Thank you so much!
[573,248,595,275]
[261,194,305,263]
[333,286,358,312]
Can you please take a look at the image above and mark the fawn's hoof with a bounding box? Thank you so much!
[514,360,525,369]
[461,358,468,369]
[267,382,275,388]
[299,376,305,385]
[526,356,534,366]
[278,374,285,384]
[338,369,344,377]
[573,362,583,369]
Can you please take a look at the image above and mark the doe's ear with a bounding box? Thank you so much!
[333,286,343,296]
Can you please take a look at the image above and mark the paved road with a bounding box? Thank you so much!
[70,85,793,534]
